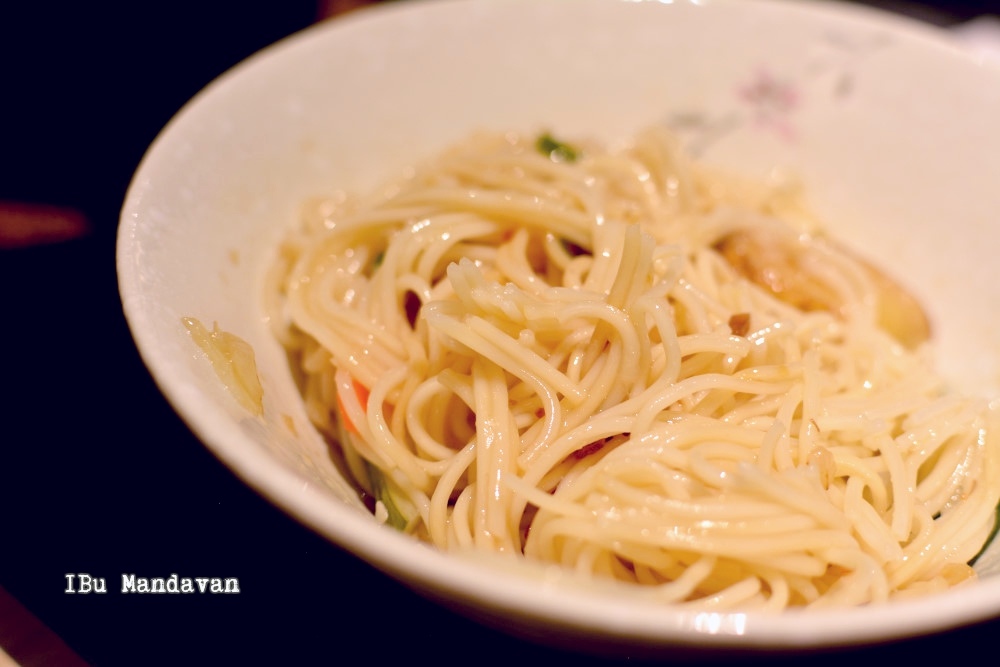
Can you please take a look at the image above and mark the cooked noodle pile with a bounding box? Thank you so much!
[267,126,1000,610]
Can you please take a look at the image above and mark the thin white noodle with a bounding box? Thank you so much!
[268,126,1000,610]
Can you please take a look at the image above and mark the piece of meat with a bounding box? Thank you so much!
[714,228,930,349]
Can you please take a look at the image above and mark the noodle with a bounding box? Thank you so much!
[266,126,1000,610]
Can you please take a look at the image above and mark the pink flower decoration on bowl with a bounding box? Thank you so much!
[738,69,799,140]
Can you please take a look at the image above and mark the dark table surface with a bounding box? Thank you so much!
[3,0,998,664]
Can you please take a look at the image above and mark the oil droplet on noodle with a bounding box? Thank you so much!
[181,317,264,417]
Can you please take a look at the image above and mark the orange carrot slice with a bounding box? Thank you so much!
[336,377,370,434]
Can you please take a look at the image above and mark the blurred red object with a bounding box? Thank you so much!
[0,201,90,249]
[317,0,382,19]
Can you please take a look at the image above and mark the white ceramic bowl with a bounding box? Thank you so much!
[118,0,1000,653]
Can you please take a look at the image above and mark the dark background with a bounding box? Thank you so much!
[2,1,998,664]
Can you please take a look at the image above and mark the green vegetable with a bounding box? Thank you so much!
[536,132,579,163]
[970,505,1000,566]
[367,463,416,531]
